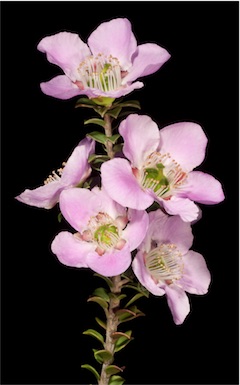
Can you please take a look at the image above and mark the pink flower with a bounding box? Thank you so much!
[51,187,149,276]
[132,209,211,325]
[15,137,95,209]
[37,18,170,100]
[101,114,225,222]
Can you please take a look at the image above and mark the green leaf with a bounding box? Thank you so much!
[113,330,133,353]
[57,212,63,223]
[84,118,106,128]
[113,143,123,153]
[107,106,122,119]
[108,375,125,385]
[81,364,100,381]
[75,97,98,106]
[87,131,107,145]
[95,317,107,330]
[109,293,127,301]
[115,308,136,321]
[88,154,110,164]
[94,349,113,364]
[83,329,104,345]
[107,134,120,144]
[111,331,132,341]
[94,273,113,288]
[93,287,110,301]
[116,100,141,109]
[105,365,123,375]
[124,293,145,308]
[87,296,109,311]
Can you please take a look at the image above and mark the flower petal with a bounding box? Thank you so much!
[101,158,154,210]
[123,209,149,251]
[149,210,193,254]
[40,75,84,100]
[162,196,199,222]
[59,188,101,232]
[15,180,64,209]
[86,81,144,99]
[132,251,165,296]
[61,137,95,185]
[159,122,208,171]
[180,250,211,295]
[91,186,126,219]
[51,231,94,268]
[88,18,137,70]
[184,171,225,204]
[122,43,171,84]
[86,243,131,277]
[164,285,190,325]
[37,31,90,79]
[119,114,160,168]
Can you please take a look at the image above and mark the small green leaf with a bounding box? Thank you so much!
[94,349,113,364]
[88,154,110,164]
[107,106,122,119]
[81,364,100,381]
[124,293,145,308]
[87,296,109,311]
[57,212,63,223]
[108,375,125,385]
[107,134,120,144]
[84,118,106,128]
[83,329,104,345]
[113,330,133,353]
[94,273,113,288]
[113,143,123,153]
[87,131,107,144]
[105,365,123,375]
[111,331,132,341]
[91,96,115,107]
[109,293,127,301]
[75,97,98,106]
[116,100,141,109]
[115,308,136,321]
[93,287,110,301]
[95,317,107,330]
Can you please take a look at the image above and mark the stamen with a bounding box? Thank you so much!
[145,244,183,282]
[44,162,66,184]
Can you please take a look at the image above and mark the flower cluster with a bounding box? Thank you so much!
[16,16,225,385]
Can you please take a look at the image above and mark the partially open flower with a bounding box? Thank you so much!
[15,137,95,209]
[132,209,211,325]
[37,18,170,100]
[101,114,225,222]
[51,187,149,276]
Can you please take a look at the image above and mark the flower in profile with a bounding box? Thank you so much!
[15,137,95,209]
[132,209,211,324]
[101,114,225,222]
[37,18,170,100]
[51,187,149,277]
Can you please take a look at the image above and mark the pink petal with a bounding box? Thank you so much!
[185,171,225,204]
[132,251,165,296]
[40,75,84,100]
[101,158,154,210]
[164,285,190,325]
[149,210,193,254]
[87,81,144,98]
[180,251,211,295]
[37,32,90,79]
[123,209,149,251]
[51,231,94,268]
[162,196,200,222]
[88,18,137,71]
[61,138,95,185]
[119,114,160,168]
[86,243,131,277]
[59,188,101,232]
[159,122,208,171]
[122,43,171,84]
[15,180,64,209]
[91,187,126,219]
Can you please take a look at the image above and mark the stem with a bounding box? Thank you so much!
[98,275,121,385]
[104,114,114,159]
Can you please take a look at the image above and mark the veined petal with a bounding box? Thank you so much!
[51,231,94,268]
[40,75,84,100]
[123,209,149,251]
[59,188,101,232]
[180,251,211,295]
[159,122,208,172]
[101,158,154,210]
[164,285,190,325]
[122,43,171,84]
[88,18,137,71]
[132,251,165,296]
[87,81,144,99]
[15,180,64,209]
[86,243,131,277]
[149,210,193,254]
[91,187,126,219]
[162,196,199,222]
[37,31,91,80]
[185,171,225,204]
[61,138,95,185]
[119,114,160,168]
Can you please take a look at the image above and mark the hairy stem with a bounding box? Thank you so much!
[98,275,121,385]
[104,114,115,159]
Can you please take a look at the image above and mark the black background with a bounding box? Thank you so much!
[1,1,239,384]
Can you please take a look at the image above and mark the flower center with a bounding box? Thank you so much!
[44,162,66,184]
[81,212,127,255]
[77,54,124,92]
[140,152,187,199]
[145,244,183,283]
